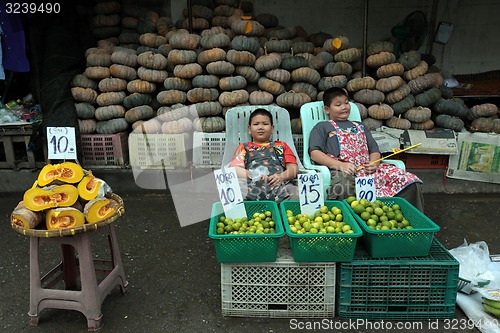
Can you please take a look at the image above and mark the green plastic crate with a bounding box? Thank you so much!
[338,239,459,320]
[344,197,440,258]
[208,201,284,263]
[279,200,362,262]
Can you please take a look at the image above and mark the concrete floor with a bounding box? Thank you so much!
[1,186,500,333]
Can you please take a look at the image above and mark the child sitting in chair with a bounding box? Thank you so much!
[231,108,299,203]
[308,87,424,212]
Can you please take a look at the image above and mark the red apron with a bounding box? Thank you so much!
[329,120,421,197]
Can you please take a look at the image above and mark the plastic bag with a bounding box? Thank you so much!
[248,165,269,182]
[450,240,493,287]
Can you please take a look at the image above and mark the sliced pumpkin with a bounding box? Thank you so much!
[38,162,84,186]
[23,184,79,211]
[84,197,117,223]
[77,171,106,201]
[11,201,44,229]
[46,207,85,230]
[332,37,342,50]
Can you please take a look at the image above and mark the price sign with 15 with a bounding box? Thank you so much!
[298,172,324,215]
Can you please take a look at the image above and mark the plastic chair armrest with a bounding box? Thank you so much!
[382,159,406,171]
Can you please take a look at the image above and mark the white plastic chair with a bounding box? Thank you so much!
[300,101,406,195]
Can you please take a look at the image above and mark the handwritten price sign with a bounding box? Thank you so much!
[355,175,376,202]
[46,127,77,160]
[298,173,324,215]
[214,167,245,219]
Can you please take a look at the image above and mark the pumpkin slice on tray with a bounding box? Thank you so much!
[37,162,84,186]
[23,184,79,211]
[84,197,118,223]
[77,171,111,201]
[46,207,85,230]
[10,201,44,229]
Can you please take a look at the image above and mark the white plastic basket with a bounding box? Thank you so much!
[221,247,336,318]
[192,132,225,168]
[128,133,187,169]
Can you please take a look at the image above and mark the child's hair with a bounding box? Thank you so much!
[322,87,349,106]
[248,108,273,126]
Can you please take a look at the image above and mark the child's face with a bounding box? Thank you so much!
[248,114,273,143]
[324,95,350,121]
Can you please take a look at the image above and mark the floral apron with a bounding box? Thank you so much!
[242,142,292,203]
[329,120,421,197]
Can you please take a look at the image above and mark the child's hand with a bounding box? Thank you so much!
[339,162,357,176]
[268,173,285,188]
[363,162,379,174]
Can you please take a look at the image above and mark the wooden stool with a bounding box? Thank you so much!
[28,223,128,331]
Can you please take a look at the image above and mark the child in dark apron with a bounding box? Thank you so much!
[231,108,299,204]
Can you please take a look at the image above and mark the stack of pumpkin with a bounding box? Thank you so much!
[10,162,120,231]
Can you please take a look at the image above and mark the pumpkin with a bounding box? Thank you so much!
[376,63,405,78]
[280,55,308,71]
[333,48,362,63]
[37,162,84,187]
[468,103,498,119]
[291,82,318,101]
[125,105,155,123]
[434,98,467,118]
[136,51,167,70]
[318,75,348,91]
[411,119,435,130]
[367,41,394,56]
[187,88,220,103]
[434,114,464,131]
[163,77,193,91]
[366,51,396,68]
[193,117,226,132]
[95,105,126,120]
[195,101,223,117]
[276,91,311,109]
[118,32,140,45]
[493,119,500,134]
[254,13,279,28]
[249,90,274,105]
[375,76,404,93]
[84,197,117,224]
[200,26,226,37]
[226,49,256,66]
[362,117,383,130]
[404,60,428,81]
[96,118,129,134]
[219,76,247,91]
[123,93,152,109]
[368,103,394,120]
[324,62,352,76]
[355,102,368,119]
[173,63,203,79]
[200,32,231,49]
[132,118,162,134]
[346,76,376,92]
[290,67,321,85]
[264,69,290,84]
[385,116,411,130]
[323,35,349,53]
[183,4,213,20]
[157,107,188,122]
[137,67,168,83]
[415,87,442,106]
[206,60,235,75]
[23,184,79,211]
[96,91,126,106]
[139,33,167,48]
[110,49,138,67]
[167,49,197,65]
[77,172,107,201]
[109,64,137,81]
[192,75,219,88]
[168,32,201,50]
[404,106,433,124]
[408,73,441,94]
[10,202,44,229]
[291,41,315,54]
[385,83,411,104]
[219,89,249,106]
[75,103,95,119]
[72,74,97,89]
[440,85,454,99]
[126,80,156,94]
[230,18,265,36]
[353,89,385,105]
[197,48,226,66]
[161,117,193,133]
[235,66,260,84]
[257,77,285,95]
[157,90,187,105]
[470,117,495,133]
[265,27,296,40]
[79,119,97,134]
[290,117,302,134]
[264,39,291,53]
[71,87,98,103]
[230,35,261,54]
[86,53,112,67]
[255,50,282,72]
[391,94,415,115]
[98,78,127,92]
[84,66,110,80]
[91,14,120,28]
[309,52,334,70]
[45,208,85,230]
[398,50,421,70]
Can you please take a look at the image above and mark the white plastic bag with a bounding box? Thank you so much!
[248,165,269,182]
[450,240,493,288]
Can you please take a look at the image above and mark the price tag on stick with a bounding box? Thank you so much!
[47,127,77,160]
[298,173,324,215]
[355,175,376,202]
[214,167,246,219]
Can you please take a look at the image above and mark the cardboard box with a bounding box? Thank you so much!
[401,128,458,155]
[371,127,403,153]
[447,132,500,184]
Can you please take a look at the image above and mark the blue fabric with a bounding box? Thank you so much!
[0,10,30,72]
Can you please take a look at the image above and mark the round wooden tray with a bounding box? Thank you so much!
[11,193,125,238]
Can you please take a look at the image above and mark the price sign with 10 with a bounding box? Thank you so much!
[355,175,376,202]
[213,167,245,219]
[46,127,77,160]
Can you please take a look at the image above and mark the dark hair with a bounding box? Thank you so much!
[248,108,273,126]
[322,87,349,106]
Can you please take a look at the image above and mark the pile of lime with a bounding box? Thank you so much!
[216,211,277,235]
[347,196,413,230]
[285,205,354,234]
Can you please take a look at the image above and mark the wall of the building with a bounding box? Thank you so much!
[171,0,500,75]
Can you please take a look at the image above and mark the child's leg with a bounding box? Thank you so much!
[327,170,356,200]
[396,182,425,213]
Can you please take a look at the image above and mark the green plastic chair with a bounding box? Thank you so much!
[221,105,312,175]
[300,101,406,195]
